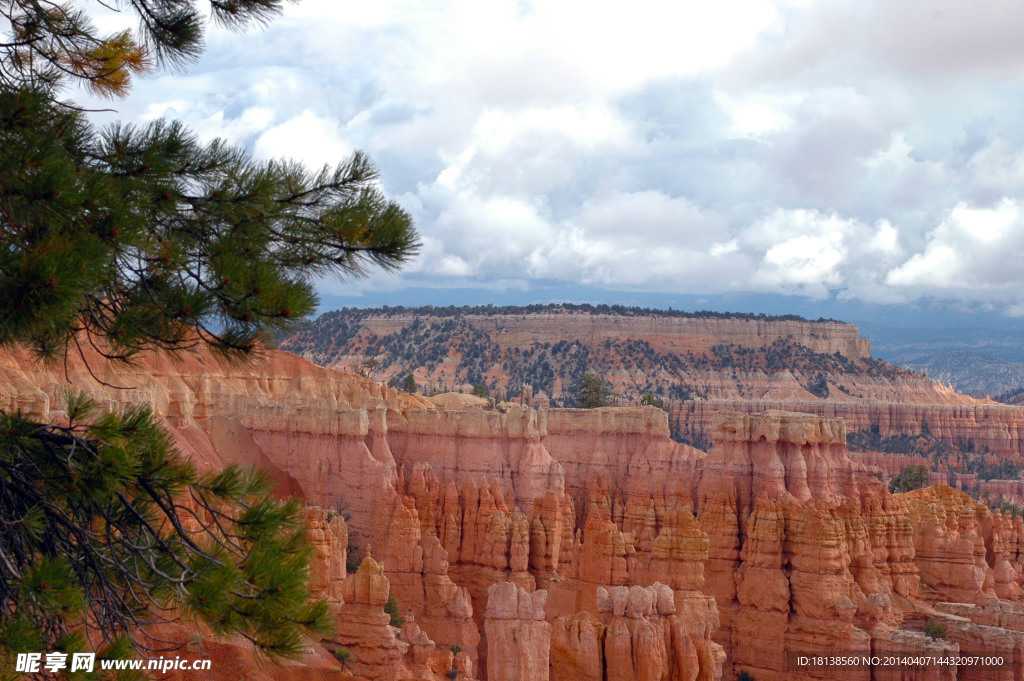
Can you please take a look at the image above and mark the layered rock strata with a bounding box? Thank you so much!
[7,344,1024,680]
[551,584,724,681]
[484,583,551,681]
[282,307,1024,465]
[699,411,1024,681]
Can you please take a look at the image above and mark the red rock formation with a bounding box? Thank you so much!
[696,411,1013,681]
[976,478,1024,505]
[333,553,409,681]
[291,310,872,362]
[550,611,605,681]
[330,552,482,681]
[867,628,957,681]
[307,507,349,602]
[484,582,551,681]
[648,507,709,594]
[539,408,705,510]
[283,307,1024,467]
[372,488,480,667]
[684,396,1024,463]
[696,410,878,512]
[11,341,1024,681]
[901,485,1024,603]
[551,584,723,681]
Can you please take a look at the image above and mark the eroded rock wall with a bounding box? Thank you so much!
[7,344,1024,681]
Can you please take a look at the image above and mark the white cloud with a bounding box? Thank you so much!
[252,110,355,168]
[193,107,276,144]
[963,137,1024,205]
[871,0,1024,79]
[867,220,902,255]
[409,0,783,105]
[68,0,1024,314]
[714,92,798,137]
[756,233,845,292]
[571,191,726,247]
[886,200,1024,293]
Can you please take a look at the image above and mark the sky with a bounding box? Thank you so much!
[84,0,1024,320]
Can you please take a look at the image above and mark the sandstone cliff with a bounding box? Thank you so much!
[7,343,1024,680]
[281,305,1024,477]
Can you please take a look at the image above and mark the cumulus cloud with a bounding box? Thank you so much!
[524,191,735,287]
[72,0,1024,313]
[252,110,355,168]
[887,201,1024,295]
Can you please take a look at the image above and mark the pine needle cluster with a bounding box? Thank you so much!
[0,1,294,97]
[0,86,418,362]
[576,372,615,408]
[0,394,333,675]
[0,0,421,673]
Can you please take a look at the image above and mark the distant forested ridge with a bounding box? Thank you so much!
[282,305,916,442]
[281,304,1024,488]
[302,302,836,321]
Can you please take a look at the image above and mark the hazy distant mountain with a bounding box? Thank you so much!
[858,325,1024,396]
[860,325,1024,363]
[899,351,1024,396]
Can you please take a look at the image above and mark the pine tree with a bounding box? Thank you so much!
[1,394,333,664]
[577,372,612,408]
[639,393,665,410]
[383,592,405,628]
[0,0,420,672]
[0,87,417,361]
[889,464,930,493]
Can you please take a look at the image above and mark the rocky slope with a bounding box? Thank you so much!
[280,306,1024,482]
[863,323,1024,396]
[6,344,1024,680]
[902,350,1024,397]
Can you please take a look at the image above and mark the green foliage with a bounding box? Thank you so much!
[0,87,418,361]
[994,500,1024,518]
[0,1,299,100]
[384,592,405,627]
[471,382,489,397]
[806,372,829,398]
[326,500,351,525]
[293,303,832,322]
[332,646,353,665]
[737,671,756,681]
[358,358,380,377]
[402,374,418,393]
[282,307,914,409]
[577,372,612,408]
[0,0,419,667]
[963,457,1022,481]
[924,619,947,640]
[447,644,462,679]
[347,537,363,573]
[847,430,924,455]
[0,394,333,666]
[889,465,930,493]
[640,393,665,410]
[995,386,1024,404]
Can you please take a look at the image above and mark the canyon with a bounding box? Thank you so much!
[5,339,1024,680]
[281,306,1024,483]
